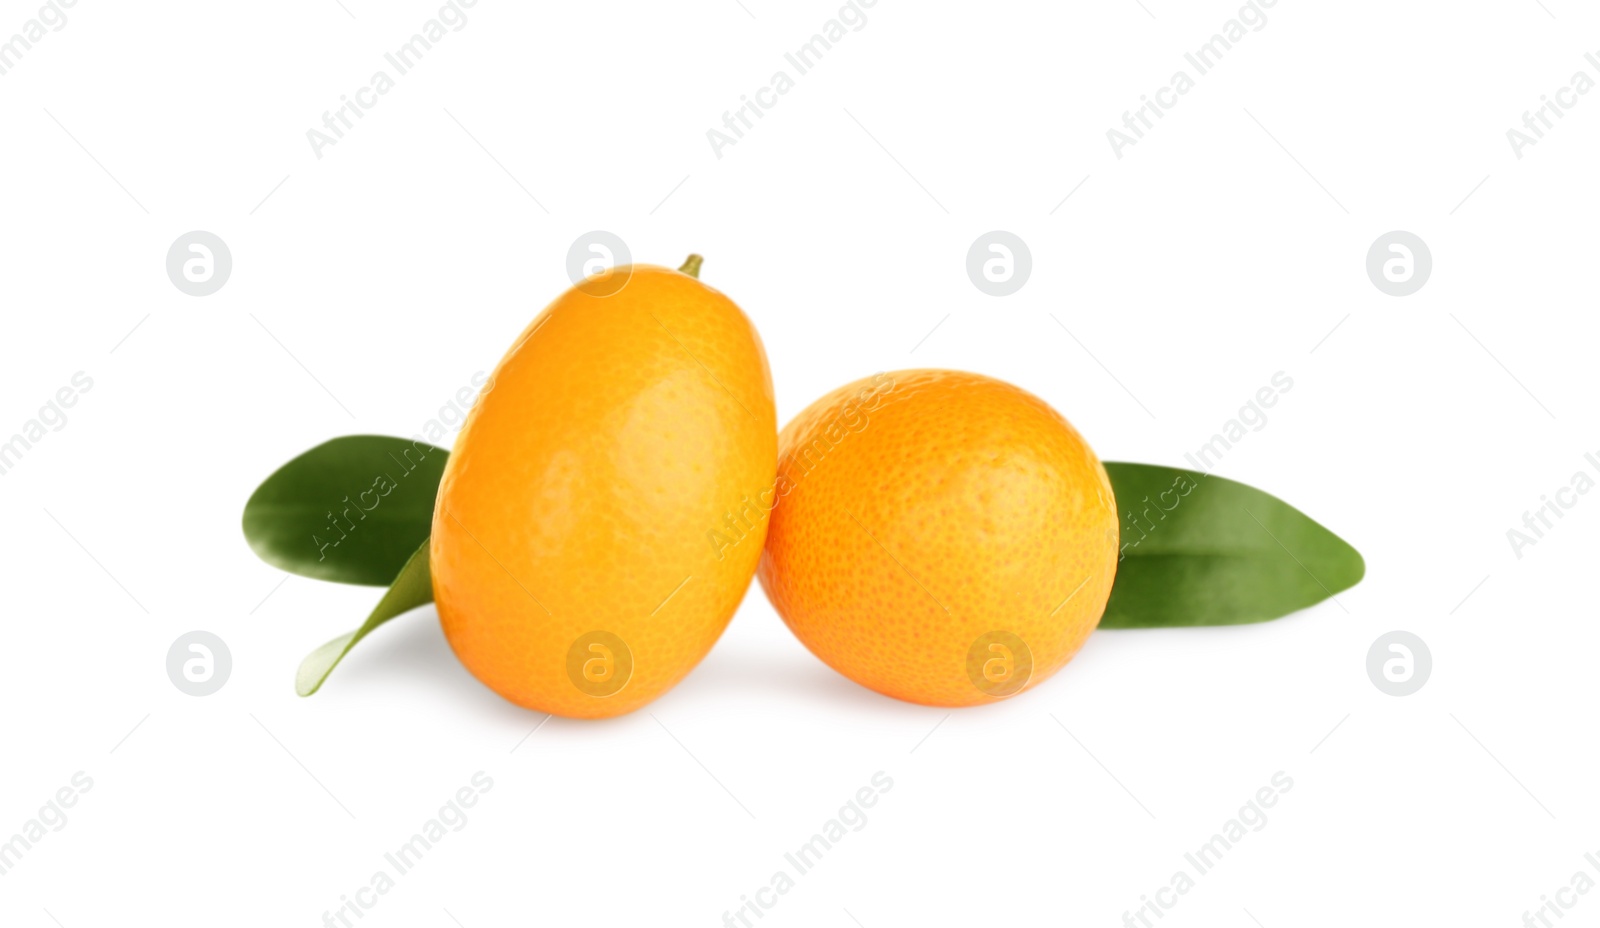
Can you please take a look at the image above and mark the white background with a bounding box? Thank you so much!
[2,1,1597,925]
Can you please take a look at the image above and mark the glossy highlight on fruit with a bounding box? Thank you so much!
[431,260,776,718]
[758,370,1118,707]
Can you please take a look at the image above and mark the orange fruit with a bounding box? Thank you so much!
[757,370,1118,707]
[431,259,776,718]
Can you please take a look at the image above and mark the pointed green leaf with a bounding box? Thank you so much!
[297,539,434,696]
[243,435,448,586]
[1101,462,1364,628]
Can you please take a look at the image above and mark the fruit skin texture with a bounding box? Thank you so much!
[758,370,1118,707]
[432,264,776,719]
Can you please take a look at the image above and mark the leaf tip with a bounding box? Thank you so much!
[295,631,358,698]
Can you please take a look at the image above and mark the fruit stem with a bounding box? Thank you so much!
[679,254,704,278]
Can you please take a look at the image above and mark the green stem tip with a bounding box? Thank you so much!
[679,254,704,278]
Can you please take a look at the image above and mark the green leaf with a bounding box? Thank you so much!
[243,435,447,586]
[297,539,434,696]
[1101,462,1364,629]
